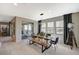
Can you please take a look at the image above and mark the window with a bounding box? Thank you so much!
[24,25,28,30]
[47,22,54,34]
[41,23,46,33]
[24,24,32,30]
[28,24,32,31]
[56,20,64,34]
[40,20,64,35]
[24,24,33,33]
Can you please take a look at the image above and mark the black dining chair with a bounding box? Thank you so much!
[50,37,59,50]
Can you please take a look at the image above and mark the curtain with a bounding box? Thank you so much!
[38,20,41,33]
[9,22,11,36]
[64,13,72,44]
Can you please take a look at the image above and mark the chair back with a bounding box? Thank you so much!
[54,37,59,44]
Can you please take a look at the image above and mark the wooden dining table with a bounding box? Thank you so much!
[29,35,51,53]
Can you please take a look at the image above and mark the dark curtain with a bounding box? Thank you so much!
[8,22,11,36]
[38,20,41,33]
[64,13,72,44]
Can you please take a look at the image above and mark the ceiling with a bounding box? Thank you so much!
[0,3,79,22]
[0,15,14,22]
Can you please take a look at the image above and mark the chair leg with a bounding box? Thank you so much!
[42,45,43,53]
[70,46,73,50]
[52,44,56,51]
[54,45,56,51]
[52,44,55,48]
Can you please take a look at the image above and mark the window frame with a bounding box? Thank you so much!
[55,20,64,35]
[41,20,64,35]
[41,23,46,33]
[47,22,55,34]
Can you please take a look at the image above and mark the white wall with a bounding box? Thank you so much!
[15,17,22,42]
[72,13,79,47]
[33,21,38,34]
[15,17,38,42]
[42,16,63,22]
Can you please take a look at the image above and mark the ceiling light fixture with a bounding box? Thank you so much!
[40,13,44,16]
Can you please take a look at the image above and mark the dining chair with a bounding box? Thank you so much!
[50,37,59,50]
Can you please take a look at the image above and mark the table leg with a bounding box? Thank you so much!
[42,45,43,53]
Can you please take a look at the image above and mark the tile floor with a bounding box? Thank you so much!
[0,37,79,55]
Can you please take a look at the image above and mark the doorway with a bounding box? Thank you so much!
[0,24,10,37]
